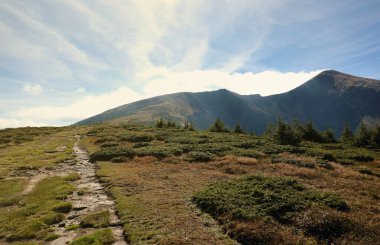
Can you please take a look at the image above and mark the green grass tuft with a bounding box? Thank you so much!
[71,229,115,245]
[79,210,111,228]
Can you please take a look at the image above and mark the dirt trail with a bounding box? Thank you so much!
[21,173,48,195]
[17,136,127,244]
[50,138,126,244]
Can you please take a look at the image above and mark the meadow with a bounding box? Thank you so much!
[0,123,379,244]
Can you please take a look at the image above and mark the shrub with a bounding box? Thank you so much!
[135,145,182,159]
[94,137,116,145]
[348,154,374,162]
[120,133,155,142]
[90,147,135,162]
[193,175,348,223]
[132,142,150,148]
[358,168,374,176]
[112,156,126,163]
[322,153,336,162]
[227,220,295,245]
[186,151,215,162]
[295,205,351,241]
[195,143,232,156]
[272,158,315,169]
[100,142,119,148]
[233,140,257,149]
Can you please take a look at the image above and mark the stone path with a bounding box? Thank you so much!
[50,138,126,244]
[16,136,127,244]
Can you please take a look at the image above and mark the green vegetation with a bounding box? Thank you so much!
[0,176,74,242]
[1,121,379,244]
[155,118,178,128]
[71,229,115,245]
[234,123,245,134]
[80,210,111,228]
[64,172,81,181]
[193,175,349,243]
[209,118,229,132]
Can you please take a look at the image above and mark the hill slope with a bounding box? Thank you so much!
[76,70,380,134]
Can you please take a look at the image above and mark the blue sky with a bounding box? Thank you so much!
[1,0,380,128]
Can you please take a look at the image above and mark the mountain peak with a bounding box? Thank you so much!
[310,70,380,92]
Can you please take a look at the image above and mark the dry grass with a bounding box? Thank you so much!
[96,157,238,244]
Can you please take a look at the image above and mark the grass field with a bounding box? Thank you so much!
[81,124,380,244]
[0,124,379,244]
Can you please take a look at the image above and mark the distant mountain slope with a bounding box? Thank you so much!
[76,70,380,134]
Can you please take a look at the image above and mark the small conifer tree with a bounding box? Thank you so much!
[264,121,274,139]
[210,118,228,132]
[234,123,245,134]
[274,119,300,145]
[340,122,354,144]
[321,129,336,143]
[354,123,371,147]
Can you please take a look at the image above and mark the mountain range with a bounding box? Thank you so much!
[76,70,380,134]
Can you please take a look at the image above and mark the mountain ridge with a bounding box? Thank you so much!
[76,70,380,134]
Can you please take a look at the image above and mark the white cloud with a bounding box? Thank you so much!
[141,68,324,96]
[0,118,47,129]
[12,87,147,124]
[22,83,43,95]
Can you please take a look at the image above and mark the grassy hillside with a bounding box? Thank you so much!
[0,124,379,244]
[76,70,380,135]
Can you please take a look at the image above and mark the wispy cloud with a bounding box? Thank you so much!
[10,69,322,127]
[0,0,379,128]
[22,83,43,95]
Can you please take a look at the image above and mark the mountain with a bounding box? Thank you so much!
[76,70,380,134]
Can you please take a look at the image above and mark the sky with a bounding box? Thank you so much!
[1,0,380,128]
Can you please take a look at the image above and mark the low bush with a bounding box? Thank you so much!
[101,142,119,148]
[193,175,348,223]
[132,142,150,148]
[186,151,215,162]
[193,175,350,243]
[118,133,155,142]
[295,205,351,242]
[112,156,126,163]
[134,145,182,159]
[90,147,135,162]
[348,154,374,162]
[322,153,336,162]
[272,158,315,169]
